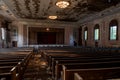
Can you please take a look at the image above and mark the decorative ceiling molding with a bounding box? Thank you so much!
[0,0,16,21]
[78,3,120,24]
[1,0,120,22]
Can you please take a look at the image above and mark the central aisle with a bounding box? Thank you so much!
[23,53,52,80]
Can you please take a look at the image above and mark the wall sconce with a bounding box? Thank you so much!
[46,28,50,31]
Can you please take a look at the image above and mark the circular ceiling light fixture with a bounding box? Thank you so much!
[48,16,57,19]
[56,1,70,8]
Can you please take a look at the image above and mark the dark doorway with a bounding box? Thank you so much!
[78,27,82,46]
[12,41,17,47]
[95,41,98,47]
[37,32,56,44]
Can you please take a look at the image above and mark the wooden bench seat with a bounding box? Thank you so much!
[0,66,17,80]
[42,49,120,78]
[0,61,22,80]
[50,54,120,70]
[45,51,120,68]
[0,62,19,66]
[40,47,120,80]
[0,59,22,62]
[52,58,120,79]
[74,73,82,80]
[54,57,120,80]
[67,67,120,80]
[0,66,15,73]
[0,54,27,56]
[0,51,33,80]
[74,72,120,80]
[0,56,26,60]
[0,73,11,80]
[62,61,120,80]
[66,67,120,80]
[48,55,83,69]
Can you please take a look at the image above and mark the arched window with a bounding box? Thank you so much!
[12,28,17,36]
[84,27,88,40]
[109,19,118,40]
[94,24,99,40]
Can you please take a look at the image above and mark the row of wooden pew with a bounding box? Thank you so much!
[0,50,33,80]
[40,47,120,80]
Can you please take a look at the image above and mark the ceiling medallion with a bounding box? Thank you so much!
[56,1,70,8]
[48,16,57,19]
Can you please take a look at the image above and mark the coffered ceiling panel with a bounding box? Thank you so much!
[2,0,120,22]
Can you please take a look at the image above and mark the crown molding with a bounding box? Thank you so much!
[18,19,79,28]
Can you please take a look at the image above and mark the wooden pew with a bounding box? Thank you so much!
[47,52,120,75]
[0,66,17,80]
[16,51,33,79]
[41,49,120,77]
[44,50,120,70]
[0,51,33,80]
[50,56,93,78]
[74,72,120,80]
[62,61,120,80]
[43,51,85,68]
[0,56,26,60]
[0,62,19,66]
[54,57,120,80]
[74,73,82,80]
[40,47,120,80]
[0,61,22,80]
[43,48,120,66]
[72,67,120,80]
[0,59,22,62]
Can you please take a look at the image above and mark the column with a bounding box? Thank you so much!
[64,27,74,46]
[17,23,24,47]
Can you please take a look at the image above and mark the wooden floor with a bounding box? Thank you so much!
[23,53,53,80]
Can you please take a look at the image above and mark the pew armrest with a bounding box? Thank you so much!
[74,73,83,80]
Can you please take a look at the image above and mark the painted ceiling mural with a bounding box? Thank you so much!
[2,0,120,22]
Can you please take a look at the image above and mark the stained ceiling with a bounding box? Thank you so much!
[1,0,120,22]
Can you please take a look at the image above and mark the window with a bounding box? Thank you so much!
[1,28,5,40]
[84,27,88,40]
[84,31,87,40]
[94,24,99,40]
[13,29,17,36]
[109,20,118,40]
[110,26,117,40]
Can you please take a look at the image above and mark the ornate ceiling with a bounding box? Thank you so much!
[1,0,120,22]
